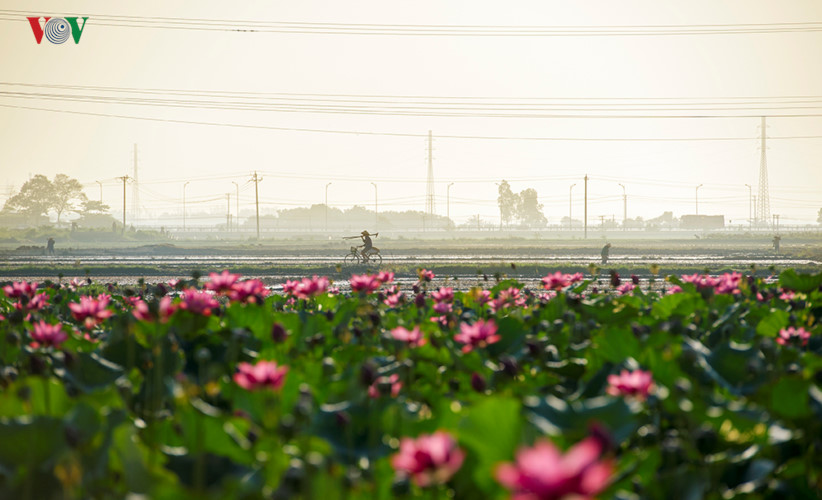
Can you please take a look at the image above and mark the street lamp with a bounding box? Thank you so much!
[95,180,103,203]
[325,182,332,232]
[618,183,626,230]
[183,181,190,232]
[695,184,703,216]
[744,184,752,229]
[232,181,239,232]
[569,183,576,232]
[371,182,378,228]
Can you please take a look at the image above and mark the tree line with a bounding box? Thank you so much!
[2,174,109,226]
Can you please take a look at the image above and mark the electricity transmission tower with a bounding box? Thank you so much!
[425,130,435,216]
[757,117,771,227]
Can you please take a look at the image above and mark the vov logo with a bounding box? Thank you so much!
[27,17,89,44]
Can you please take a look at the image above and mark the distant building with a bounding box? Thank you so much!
[680,215,725,229]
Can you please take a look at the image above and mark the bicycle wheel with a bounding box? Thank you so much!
[369,252,383,265]
[344,253,360,265]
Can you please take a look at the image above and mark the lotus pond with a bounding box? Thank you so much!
[0,268,821,499]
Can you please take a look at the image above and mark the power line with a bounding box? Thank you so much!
[6,82,822,103]
[4,12,822,36]
[8,90,822,118]
[3,102,822,142]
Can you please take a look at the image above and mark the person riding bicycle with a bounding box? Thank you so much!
[358,230,379,262]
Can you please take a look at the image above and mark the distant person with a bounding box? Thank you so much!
[112,221,117,233]
[773,235,781,254]
[359,230,380,262]
[601,243,611,265]
[46,237,55,256]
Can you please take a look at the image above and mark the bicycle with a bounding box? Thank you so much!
[343,245,382,265]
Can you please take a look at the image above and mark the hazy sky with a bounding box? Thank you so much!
[1,1,822,227]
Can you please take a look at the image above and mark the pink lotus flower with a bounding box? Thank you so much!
[205,270,241,294]
[776,326,811,347]
[681,273,719,290]
[490,288,526,314]
[368,373,403,398]
[228,279,270,303]
[496,436,613,500]
[233,360,288,391]
[384,292,405,307]
[475,289,492,306]
[607,369,654,400]
[542,272,584,291]
[454,319,501,353]
[282,279,299,295]
[666,285,683,295]
[538,291,558,302]
[178,288,220,316]
[433,301,453,314]
[417,269,435,282]
[3,281,37,299]
[430,314,449,326]
[431,287,454,303]
[376,271,395,284]
[616,283,635,295]
[779,290,796,301]
[132,296,177,323]
[390,326,427,347]
[715,272,742,295]
[350,274,381,294]
[69,294,113,329]
[122,296,141,308]
[68,277,85,290]
[291,275,330,299]
[167,279,182,289]
[16,292,49,312]
[391,431,465,487]
[29,320,68,349]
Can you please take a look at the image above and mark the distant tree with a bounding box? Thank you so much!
[516,188,547,227]
[81,199,110,215]
[497,180,518,227]
[51,174,87,225]
[2,174,55,223]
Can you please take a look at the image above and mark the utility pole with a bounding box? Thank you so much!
[250,172,262,239]
[325,182,331,232]
[95,180,103,203]
[773,214,780,233]
[232,181,239,232]
[618,183,626,230]
[583,175,588,239]
[569,183,576,232]
[371,182,378,229]
[447,182,454,224]
[183,181,190,232]
[744,184,752,230]
[131,144,140,226]
[226,193,231,231]
[695,184,703,216]
[116,175,130,234]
